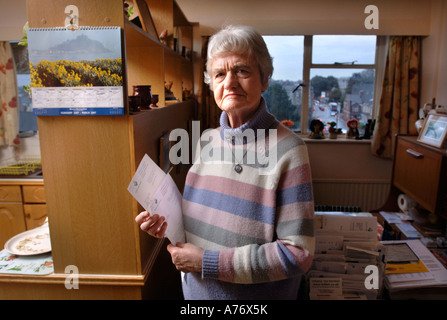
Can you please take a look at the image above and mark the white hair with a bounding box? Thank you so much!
[204,25,273,90]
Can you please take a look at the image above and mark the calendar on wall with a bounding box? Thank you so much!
[27,26,124,116]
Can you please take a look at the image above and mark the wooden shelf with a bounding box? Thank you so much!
[124,7,194,107]
[124,20,162,48]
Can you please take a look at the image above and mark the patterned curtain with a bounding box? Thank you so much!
[371,36,420,159]
[0,41,19,147]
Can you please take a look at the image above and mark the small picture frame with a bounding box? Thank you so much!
[417,114,447,148]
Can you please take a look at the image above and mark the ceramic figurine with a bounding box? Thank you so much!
[346,118,360,139]
[327,121,342,139]
[309,119,325,139]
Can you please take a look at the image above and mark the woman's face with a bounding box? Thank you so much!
[210,53,267,128]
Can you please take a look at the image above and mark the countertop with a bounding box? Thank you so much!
[0,170,44,183]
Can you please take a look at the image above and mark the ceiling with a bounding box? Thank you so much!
[175,0,432,36]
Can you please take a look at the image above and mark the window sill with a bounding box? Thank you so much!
[300,135,372,145]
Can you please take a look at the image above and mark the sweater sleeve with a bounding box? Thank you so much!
[201,143,315,284]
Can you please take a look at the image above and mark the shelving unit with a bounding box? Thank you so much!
[0,0,197,299]
[125,1,194,106]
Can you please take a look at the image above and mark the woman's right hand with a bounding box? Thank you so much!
[135,211,167,239]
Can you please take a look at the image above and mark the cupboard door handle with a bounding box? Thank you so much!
[406,148,424,159]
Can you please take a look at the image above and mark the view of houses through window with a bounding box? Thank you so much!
[263,35,377,134]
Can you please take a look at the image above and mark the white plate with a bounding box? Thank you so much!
[4,226,51,256]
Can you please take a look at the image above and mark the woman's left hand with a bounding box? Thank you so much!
[167,242,204,273]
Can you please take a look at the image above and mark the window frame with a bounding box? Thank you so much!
[300,35,379,135]
[262,34,382,136]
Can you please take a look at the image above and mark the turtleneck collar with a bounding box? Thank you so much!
[219,98,278,145]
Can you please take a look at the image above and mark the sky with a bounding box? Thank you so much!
[263,35,376,80]
[27,28,122,64]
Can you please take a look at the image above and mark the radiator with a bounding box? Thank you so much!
[312,179,390,212]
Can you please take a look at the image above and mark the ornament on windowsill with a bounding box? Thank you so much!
[308,119,325,139]
[327,121,342,139]
[280,120,294,128]
[346,118,360,139]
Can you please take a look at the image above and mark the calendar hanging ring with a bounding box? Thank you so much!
[66,22,80,31]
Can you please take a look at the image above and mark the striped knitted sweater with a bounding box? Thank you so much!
[181,100,315,300]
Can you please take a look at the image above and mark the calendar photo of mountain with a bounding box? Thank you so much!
[27,27,124,116]
[28,27,123,88]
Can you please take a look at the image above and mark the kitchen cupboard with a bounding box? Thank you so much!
[0,0,196,299]
[0,180,46,247]
[0,185,25,247]
[22,184,47,229]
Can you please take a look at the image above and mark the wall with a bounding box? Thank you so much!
[305,138,392,211]
[0,0,27,41]
[421,0,447,107]
[177,0,432,36]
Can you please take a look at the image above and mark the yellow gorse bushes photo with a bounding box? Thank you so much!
[30,58,123,88]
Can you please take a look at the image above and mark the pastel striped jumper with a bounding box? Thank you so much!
[181,100,315,300]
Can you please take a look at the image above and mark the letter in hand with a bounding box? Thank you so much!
[135,211,167,239]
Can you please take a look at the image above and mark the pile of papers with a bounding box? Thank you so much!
[379,211,422,239]
[382,239,447,298]
[306,212,385,300]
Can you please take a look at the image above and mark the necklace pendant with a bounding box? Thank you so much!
[234,164,243,173]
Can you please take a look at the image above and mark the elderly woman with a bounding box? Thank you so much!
[136,25,314,300]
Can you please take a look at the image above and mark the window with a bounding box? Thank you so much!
[263,35,377,135]
[10,42,38,132]
[262,36,304,131]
